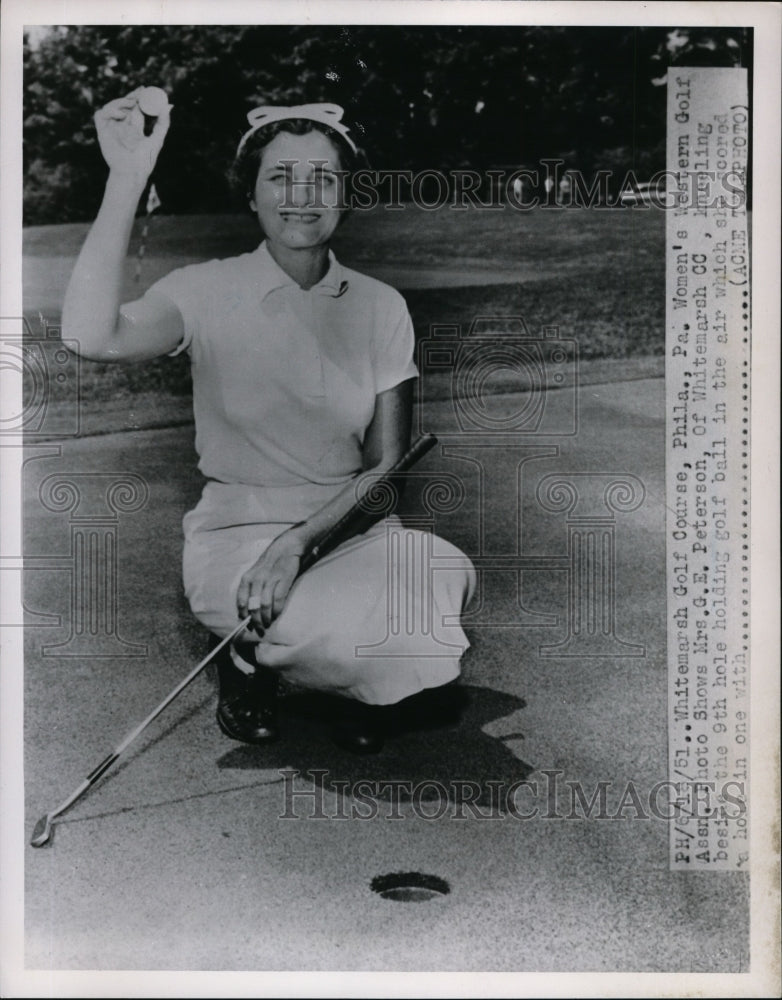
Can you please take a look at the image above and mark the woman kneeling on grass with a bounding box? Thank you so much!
[63,90,476,753]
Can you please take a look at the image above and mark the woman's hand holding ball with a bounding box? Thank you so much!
[94,86,171,184]
[137,86,170,118]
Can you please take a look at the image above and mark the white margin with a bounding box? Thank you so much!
[2,2,779,998]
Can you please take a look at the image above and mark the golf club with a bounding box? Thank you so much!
[30,433,438,848]
[300,432,437,570]
[30,615,252,848]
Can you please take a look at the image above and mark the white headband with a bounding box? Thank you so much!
[237,103,358,156]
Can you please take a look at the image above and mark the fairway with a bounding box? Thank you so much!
[23,203,665,421]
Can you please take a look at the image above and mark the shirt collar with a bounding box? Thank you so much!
[253,240,348,299]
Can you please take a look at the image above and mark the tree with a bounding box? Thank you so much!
[23,24,752,223]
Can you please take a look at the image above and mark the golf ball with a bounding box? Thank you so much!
[138,86,169,117]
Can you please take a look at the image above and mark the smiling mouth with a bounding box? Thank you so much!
[279,211,321,223]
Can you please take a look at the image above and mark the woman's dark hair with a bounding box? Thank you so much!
[229,117,364,209]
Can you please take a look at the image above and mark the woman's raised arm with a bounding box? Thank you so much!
[62,90,184,362]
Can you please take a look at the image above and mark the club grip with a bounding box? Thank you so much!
[299,433,437,572]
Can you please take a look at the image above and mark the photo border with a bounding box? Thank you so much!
[2,2,779,997]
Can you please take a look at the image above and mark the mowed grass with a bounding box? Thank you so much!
[23,203,665,405]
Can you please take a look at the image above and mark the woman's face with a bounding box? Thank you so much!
[250,129,346,252]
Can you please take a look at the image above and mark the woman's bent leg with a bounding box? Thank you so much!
[255,521,476,705]
[184,518,476,709]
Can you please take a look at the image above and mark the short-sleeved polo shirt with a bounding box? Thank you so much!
[147,241,418,495]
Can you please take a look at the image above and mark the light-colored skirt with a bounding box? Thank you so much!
[182,481,476,705]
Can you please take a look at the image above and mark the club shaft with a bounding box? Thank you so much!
[40,434,438,832]
[46,616,251,822]
[114,616,250,755]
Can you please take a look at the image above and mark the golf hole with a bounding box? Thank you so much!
[371,871,450,903]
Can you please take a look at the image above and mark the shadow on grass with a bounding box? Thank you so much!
[216,683,532,814]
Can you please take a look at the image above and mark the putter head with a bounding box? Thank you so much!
[30,814,53,848]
